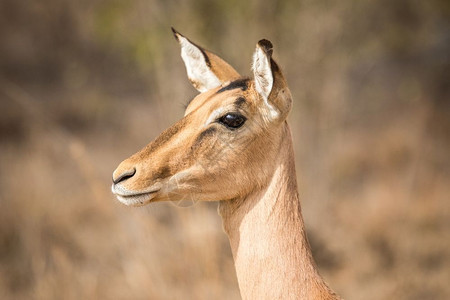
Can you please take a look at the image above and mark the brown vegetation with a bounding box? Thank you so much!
[0,0,449,299]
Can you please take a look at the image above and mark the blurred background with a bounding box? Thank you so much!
[0,0,449,299]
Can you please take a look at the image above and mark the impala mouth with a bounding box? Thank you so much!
[111,184,161,206]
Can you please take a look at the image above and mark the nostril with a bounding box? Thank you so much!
[113,168,136,184]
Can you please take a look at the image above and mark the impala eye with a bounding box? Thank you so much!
[218,113,246,129]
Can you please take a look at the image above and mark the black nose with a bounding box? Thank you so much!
[112,168,136,184]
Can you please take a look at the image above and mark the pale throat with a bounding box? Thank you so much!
[218,123,330,298]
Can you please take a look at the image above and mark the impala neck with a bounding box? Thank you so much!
[218,122,337,299]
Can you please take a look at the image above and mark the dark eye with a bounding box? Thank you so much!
[218,113,246,129]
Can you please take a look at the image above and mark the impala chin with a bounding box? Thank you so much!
[111,184,160,206]
[109,29,344,299]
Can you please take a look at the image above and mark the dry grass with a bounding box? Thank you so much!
[1,0,449,299]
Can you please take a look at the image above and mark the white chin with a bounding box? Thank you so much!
[111,184,159,206]
[115,193,155,207]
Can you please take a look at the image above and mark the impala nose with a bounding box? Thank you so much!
[112,167,136,184]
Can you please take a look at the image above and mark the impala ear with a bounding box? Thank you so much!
[172,28,240,92]
[252,39,292,122]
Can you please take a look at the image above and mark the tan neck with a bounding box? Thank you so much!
[219,123,338,299]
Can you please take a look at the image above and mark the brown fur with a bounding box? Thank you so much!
[112,32,340,299]
[219,123,339,299]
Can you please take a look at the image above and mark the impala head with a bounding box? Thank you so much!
[112,28,292,206]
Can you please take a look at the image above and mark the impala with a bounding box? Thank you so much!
[112,28,340,299]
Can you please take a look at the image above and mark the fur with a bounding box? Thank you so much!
[112,30,340,299]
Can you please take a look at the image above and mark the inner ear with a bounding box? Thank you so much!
[252,39,278,118]
[252,39,292,123]
[252,39,274,101]
[172,28,240,92]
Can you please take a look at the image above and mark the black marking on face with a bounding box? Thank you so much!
[153,166,171,180]
[234,97,246,108]
[198,127,217,141]
[217,78,249,94]
[192,127,217,150]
